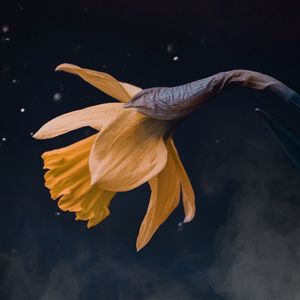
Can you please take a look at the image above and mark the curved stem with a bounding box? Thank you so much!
[125,70,300,120]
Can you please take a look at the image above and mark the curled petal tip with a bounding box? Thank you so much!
[32,131,42,139]
[32,130,54,140]
[90,175,102,188]
[55,63,77,72]
[183,216,193,223]
[136,244,143,252]
[55,64,65,71]
[90,176,97,187]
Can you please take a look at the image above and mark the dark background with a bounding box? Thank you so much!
[0,1,300,299]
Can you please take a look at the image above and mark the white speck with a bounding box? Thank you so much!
[177,222,184,232]
[1,65,10,73]
[1,25,9,33]
[2,137,6,142]
[0,37,10,43]
[53,92,62,102]
[18,3,24,10]
[215,139,220,143]
[20,108,25,112]
[12,79,20,84]
[173,56,179,61]
[200,37,205,46]
[54,211,61,216]
[30,132,33,136]
[167,43,176,54]
[74,45,82,53]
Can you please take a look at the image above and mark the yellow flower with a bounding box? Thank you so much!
[34,64,195,251]
[35,62,300,250]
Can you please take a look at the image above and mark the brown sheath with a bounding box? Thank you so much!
[124,70,300,120]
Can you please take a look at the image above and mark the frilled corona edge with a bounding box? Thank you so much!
[42,134,115,228]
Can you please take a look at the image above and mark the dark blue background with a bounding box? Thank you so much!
[0,1,299,299]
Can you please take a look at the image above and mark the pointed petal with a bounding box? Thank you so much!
[169,139,195,223]
[56,63,136,102]
[33,103,123,139]
[89,108,169,191]
[42,134,116,227]
[136,138,181,251]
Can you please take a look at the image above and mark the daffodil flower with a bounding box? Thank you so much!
[34,64,300,250]
[34,64,195,251]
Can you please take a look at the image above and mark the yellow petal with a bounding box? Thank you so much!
[42,134,116,227]
[136,138,181,251]
[56,63,139,102]
[33,103,123,139]
[120,82,142,98]
[169,139,195,223]
[89,108,169,191]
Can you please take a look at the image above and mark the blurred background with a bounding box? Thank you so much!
[0,1,300,299]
